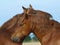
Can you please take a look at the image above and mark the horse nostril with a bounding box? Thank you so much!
[11,37,20,43]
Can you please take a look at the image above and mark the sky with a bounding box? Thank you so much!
[0,0,60,38]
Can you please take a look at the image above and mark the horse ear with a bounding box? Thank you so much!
[29,4,33,9]
[22,6,28,19]
[22,6,26,10]
[22,6,27,14]
[27,4,33,14]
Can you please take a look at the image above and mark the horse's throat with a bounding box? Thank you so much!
[0,30,12,39]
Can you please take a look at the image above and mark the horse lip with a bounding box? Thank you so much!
[11,37,20,43]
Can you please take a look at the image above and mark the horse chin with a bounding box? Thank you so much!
[11,36,20,43]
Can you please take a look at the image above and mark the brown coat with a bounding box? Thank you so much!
[0,13,24,45]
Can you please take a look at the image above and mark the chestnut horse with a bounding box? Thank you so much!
[0,11,31,45]
[27,6,60,45]
[12,5,59,45]
[12,5,60,45]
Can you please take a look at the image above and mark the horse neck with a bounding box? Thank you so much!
[33,22,55,43]
[0,27,14,39]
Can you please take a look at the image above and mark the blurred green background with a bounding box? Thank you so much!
[23,33,39,42]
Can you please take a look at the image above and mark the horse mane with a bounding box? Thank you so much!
[0,13,24,31]
[37,10,52,18]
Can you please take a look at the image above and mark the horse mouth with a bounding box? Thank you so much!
[11,37,20,43]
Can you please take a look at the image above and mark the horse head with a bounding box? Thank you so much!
[11,8,32,43]
[0,13,31,43]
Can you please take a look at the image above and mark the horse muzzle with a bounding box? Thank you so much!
[11,36,20,43]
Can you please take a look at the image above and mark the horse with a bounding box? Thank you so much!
[0,12,31,45]
[11,5,58,45]
[26,6,60,45]
[11,5,60,45]
[27,5,60,45]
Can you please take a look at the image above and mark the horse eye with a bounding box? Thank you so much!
[19,23,24,26]
[51,23,54,26]
[33,12,36,14]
